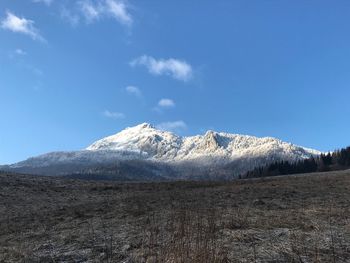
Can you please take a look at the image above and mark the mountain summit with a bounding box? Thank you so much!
[2,123,321,180]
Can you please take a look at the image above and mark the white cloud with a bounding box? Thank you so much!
[130,55,193,82]
[79,0,132,26]
[103,110,125,119]
[1,11,45,42]
[15,48,26,55]
[32,0,54,6]
[156,121,187,133]
[80,1,101,22]
[158,98,175,108]
[105,0,132,26]
[126,85,141,97]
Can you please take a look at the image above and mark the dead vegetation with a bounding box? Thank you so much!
[0,170,350,262]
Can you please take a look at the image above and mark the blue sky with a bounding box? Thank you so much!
[1,0,350,164]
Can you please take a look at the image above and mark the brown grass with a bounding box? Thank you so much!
[0,170,349,262]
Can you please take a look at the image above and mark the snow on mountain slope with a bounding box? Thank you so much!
[5,123,321,178]
[86,123,320,164]
[87,123,182,159]
[10,150,144,169]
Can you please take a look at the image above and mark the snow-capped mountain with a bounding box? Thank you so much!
[2,123,321,180]
[86,123,319,163]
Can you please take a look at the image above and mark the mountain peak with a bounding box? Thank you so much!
[86,122,178,152]
[137,122,154,129]
[126,122,155,131]
[204,130,217,136]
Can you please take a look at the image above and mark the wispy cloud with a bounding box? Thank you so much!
[103,110,125,119]
[1,11,45,42]
[130,55,193,82]
[79,0,132,26]
[60,7,80,27]
[15,48,26,55]
[80,1,101,22]
[30,66,44,77]
[32,0,54,6]
[126,85,141,97]
[8,49,44,76]
[156,121,187,133]
[105,0,132,26]
[158,98,175,108]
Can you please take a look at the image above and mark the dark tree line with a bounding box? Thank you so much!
[244,146,350,178]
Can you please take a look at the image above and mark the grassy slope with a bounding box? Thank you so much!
[0,170,349,262]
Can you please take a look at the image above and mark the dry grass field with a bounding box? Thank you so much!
[0,170,349,262]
